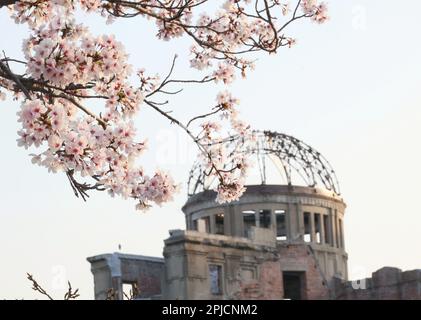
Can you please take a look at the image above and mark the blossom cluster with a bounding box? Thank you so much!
[184,0,329,83]
[302,0,329,24]
[10,0,102,28]
[12,9,177,210]
[23,15,143,116]
[17,95,177,209]
[196,91,253,203]
[9,0,328,84]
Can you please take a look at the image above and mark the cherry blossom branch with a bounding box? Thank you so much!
[144,99,224,181]
[64,281,80,300]
[55,94,108,129]
[66,169,105,202]
[0,0,329,208]
[0,58,108,128]
[101,0,323,62]
[145,55,215,99]
[142,56,248,188]
[0,59,31,99]
[0,0,18,8]
[26,273,54,300]
[186,106,223,128]
[2,47,232,204]
[27,273,80,300]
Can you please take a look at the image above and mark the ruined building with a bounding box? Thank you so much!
[87,131,421,300]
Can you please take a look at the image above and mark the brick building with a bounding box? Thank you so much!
[87,131,421,300]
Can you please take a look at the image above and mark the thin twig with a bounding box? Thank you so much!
[26,273,54,300]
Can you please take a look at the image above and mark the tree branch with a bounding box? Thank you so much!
[0,60,31,99]
[0,0,18,8]
[26,273,54,300]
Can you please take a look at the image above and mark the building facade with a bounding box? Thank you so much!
[87,131,421,300]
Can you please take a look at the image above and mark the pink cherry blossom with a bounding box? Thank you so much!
[1,0,329,209]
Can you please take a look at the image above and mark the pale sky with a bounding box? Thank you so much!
[1,1,421,299]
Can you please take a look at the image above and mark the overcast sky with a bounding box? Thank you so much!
[1,1,421,299]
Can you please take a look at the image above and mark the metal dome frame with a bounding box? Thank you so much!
[187,130,341,196]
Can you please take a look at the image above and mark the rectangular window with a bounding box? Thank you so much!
[339,218,344,248]
[304,212,311,242]
[283,271,306,300]
[259,209,271,228]
[215,213,224,235]
[323,215,330,245]
[209,264,222,295]
[196,216,211,233]
[193,217,210,233]
[314,213,322,244]
[335,216,340,248]
[122,282,138,300]
[242,210,256,238]
[275,210,287,241]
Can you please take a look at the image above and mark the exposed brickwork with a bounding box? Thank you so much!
[277,243,330,299]
[237,281,263,300]
[206,242,329,300]
[259,260,283,299]
[120,258,164,298]
[236,260,283,299]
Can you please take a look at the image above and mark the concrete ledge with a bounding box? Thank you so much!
[164,230,278,252]
[183,185,345,214]
[87,252,164,264]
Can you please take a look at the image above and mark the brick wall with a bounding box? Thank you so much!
[277,243,330,299]
[236,260,283,299]
[235,244,330,300]
[120,258,164,298]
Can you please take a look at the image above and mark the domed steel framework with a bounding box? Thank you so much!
[187,130,340,196]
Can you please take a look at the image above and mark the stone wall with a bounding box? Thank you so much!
[163,230,283,300]
[163,230,332,300]
[334,267,421,300]
[88,249,421,300]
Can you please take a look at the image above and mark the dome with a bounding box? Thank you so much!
[187,130,340,197]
